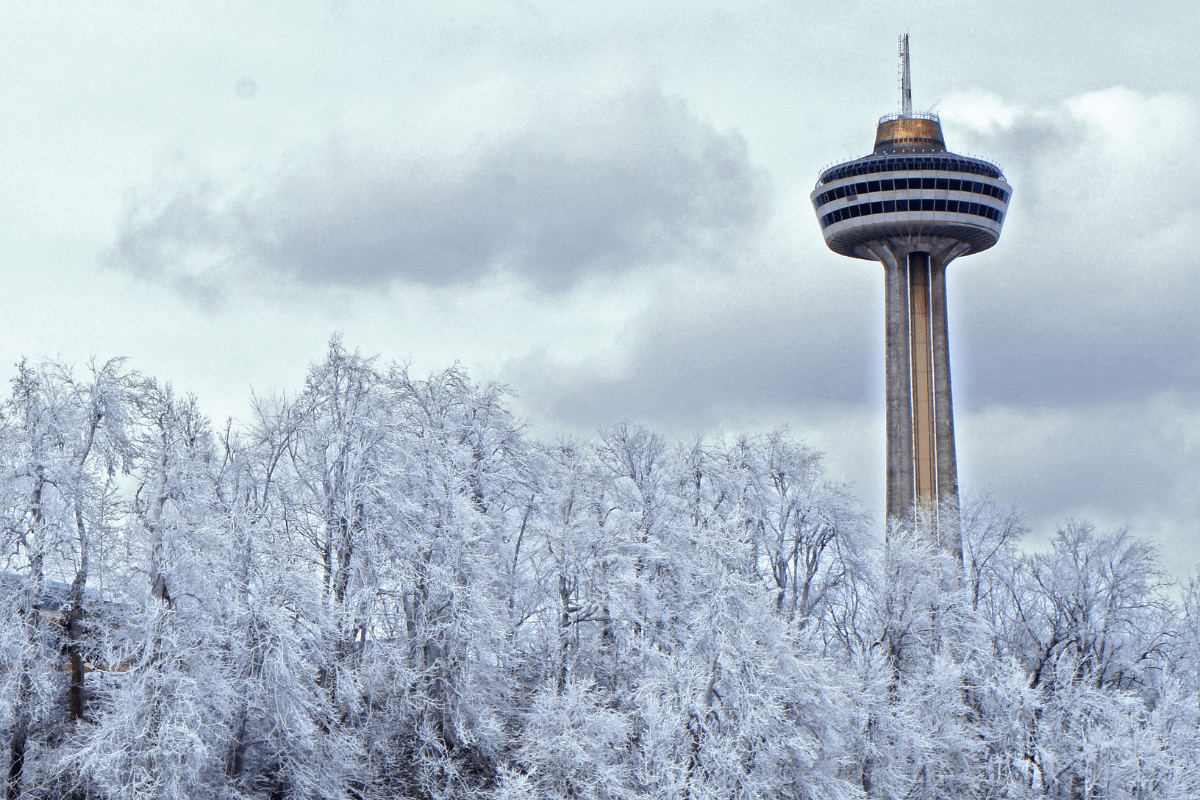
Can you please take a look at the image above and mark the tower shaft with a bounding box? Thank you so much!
[870,239,965,552]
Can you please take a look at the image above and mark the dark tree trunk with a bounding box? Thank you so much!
[9,467,47,800]
[6,719,27,800]
[67,504,90,722]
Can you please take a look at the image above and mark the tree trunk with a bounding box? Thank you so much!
[9,467,47,800]
[147,462,171,607]
[557,573,571,694]
[6,718,27,800]
[66,503,90,722]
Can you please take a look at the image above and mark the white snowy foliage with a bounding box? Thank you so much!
[0,346,1193,800]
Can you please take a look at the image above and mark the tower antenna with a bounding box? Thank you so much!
[899,33,912,116]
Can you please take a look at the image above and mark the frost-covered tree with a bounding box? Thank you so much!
[0,358,138,799]
[64,381,236,800]
[0,343,1193,800]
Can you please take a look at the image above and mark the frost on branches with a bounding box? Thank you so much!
[0,340,1196,799]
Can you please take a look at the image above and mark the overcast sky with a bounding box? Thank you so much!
[2,1,1197,570]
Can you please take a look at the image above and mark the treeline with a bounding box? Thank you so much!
[1,339,1198,799]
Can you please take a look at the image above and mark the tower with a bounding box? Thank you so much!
[811,36,1010,554]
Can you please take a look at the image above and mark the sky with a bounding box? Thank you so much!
[1,1,1198,571]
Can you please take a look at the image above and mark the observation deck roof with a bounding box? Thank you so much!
[816,149,1005,188]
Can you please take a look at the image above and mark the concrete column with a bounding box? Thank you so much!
[929,251,962,561]
[869,241,914,522]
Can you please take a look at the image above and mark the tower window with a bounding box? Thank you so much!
[881,179,894,191]
[936,178,949,190]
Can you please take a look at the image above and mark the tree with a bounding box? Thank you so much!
[0,358,138,799]
[66,380,234,800]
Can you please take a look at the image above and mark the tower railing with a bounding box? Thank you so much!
[878,110,940,125]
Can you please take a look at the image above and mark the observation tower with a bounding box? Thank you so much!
[811,36,1010,549]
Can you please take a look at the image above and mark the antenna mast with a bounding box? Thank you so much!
[899,33,912,116]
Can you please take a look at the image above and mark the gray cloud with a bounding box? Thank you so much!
[954,305,1200,409]
[506,259,882,434]
[108,90,770,297]
[915,89,1200,410]
[956,395,1200,574]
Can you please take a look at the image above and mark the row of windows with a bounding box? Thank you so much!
[818,155,1004,185]
[820,199,1004,229]
[879,136,943,146]
[814,178,1009,209]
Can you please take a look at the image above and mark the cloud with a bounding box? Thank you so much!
[107,90,770,298]
[957,393,1200,574]
[494,179,887,436]
[512,276,879,431]
[937,88,1200,409]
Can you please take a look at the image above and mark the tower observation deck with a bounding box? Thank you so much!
[811,35,1011,554]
